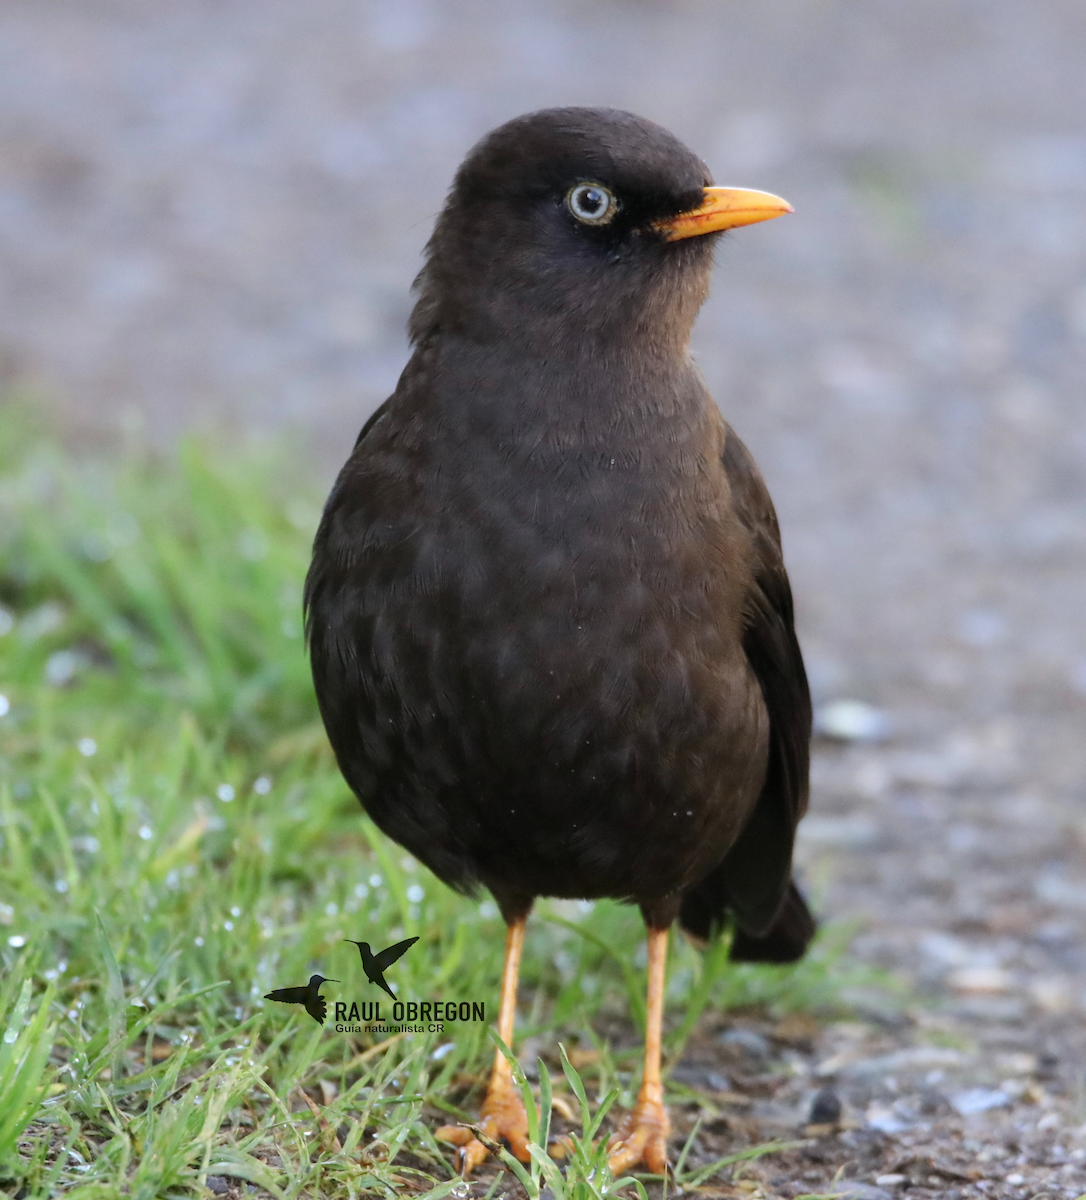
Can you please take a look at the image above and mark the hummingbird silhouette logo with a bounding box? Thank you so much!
[345,937,419,1000]
[263,974,338,1025]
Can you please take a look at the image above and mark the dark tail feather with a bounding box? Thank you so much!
[730,882,816,963]
[679,878,816,964]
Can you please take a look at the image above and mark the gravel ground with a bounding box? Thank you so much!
[3,3,1086,1196]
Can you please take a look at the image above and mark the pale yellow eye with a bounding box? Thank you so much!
[566,182,617,225]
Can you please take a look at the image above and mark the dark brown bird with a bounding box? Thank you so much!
[305,106,813,1176]
[264,974,338,1025]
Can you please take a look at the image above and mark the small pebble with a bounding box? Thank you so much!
[825,1183,893,1200]
[951,1086,1010,1116]
[719,1027,770,1061]
[808,1085,843,1125]
[814,699,891,742]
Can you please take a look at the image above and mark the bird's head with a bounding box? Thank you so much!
[345,939,371,953]
[413,107,791,354]
[309,975,338,987]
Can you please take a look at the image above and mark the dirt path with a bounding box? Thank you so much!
[764,727,1086,1197]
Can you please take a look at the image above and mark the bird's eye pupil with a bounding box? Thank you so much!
[567,182,617,225]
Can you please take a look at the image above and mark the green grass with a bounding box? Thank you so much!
[0,403,854,1198]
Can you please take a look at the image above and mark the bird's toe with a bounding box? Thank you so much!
[436,1072,530,1175]
[435,1124,491,1176]
[606,1095,670,1176]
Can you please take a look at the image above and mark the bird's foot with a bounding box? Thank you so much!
[436,1071,530,1175]
[606,1090,670,1176]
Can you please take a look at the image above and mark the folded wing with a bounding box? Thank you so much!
[679,424,813,951]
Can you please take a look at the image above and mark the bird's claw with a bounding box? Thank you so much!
[436,1075,530,1175]
[606,1092,670,1176]
[434,1122,492,1176]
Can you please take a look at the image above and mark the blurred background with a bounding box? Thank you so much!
[3,0,1086,1048]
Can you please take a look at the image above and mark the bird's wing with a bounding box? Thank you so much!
[374,936,420,970]
[264,987,308,1004]
[310,996,328,1024]
[681,424,811,940]
[352,397,392,449]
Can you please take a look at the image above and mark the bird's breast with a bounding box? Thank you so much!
[309,400,768,903]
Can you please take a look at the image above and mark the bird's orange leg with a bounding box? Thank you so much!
[436,914,530,1174]
[607,925,671,1176]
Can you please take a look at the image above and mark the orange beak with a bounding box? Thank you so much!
[653,186,793,241]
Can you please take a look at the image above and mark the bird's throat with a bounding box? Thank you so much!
[428,331,712,461]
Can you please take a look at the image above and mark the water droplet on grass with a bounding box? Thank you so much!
[8,934,26,948]
[48,651,88,687]
[77,737,98,757]
[216,783,235,802]
[21,602,65,641]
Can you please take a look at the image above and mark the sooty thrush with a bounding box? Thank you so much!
[305,107,814,1176]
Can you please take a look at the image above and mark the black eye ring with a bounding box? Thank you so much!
[566,182,618,226]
